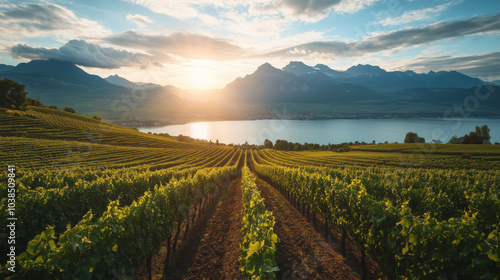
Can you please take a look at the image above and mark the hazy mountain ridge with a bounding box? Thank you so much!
[1,59,499,125]
[0,64,15,72]
[0,60,186,121]
[5,59,111,87]
[281,61,486,91]
[105,74,163,90]
[105,74,138,88]
[224,62,377,103]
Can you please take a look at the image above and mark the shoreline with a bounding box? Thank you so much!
[115,115,500,129]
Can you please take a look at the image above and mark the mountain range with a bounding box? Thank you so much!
[0,60,189,124]
[1,59,499,124]
[281,61,485,91]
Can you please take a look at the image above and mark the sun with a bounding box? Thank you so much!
[189,61,216,89]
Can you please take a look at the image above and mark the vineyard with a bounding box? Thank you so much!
[1,106,499,279]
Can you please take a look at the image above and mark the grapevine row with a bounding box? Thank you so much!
[253,158,499,279]
[0,166,206,264]
[9,166,237,279]
[240,165,279,279]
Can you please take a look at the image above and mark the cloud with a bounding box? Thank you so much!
[104,31,247,60]
[123,0,206,19]
[126,14,152,26]
[10,40,165,69]
[405,51,500,80]
[265,13,500,58]
[356,13,500,52]
[333,0,382,14]
[379,0,461,26]
[251,0,340,19]
[123,0,380,23]
[0,3,109,39]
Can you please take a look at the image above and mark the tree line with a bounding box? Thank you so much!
[264,139,351,152]
[404,125,491,145]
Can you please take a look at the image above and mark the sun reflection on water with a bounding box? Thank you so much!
[189,122,209,140]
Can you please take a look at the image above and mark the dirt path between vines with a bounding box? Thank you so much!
[135,177,243,280]
[182,178,243,280]
[254,175,359,280]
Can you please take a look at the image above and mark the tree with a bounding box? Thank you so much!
[448,125,491,144]
[63,107,76,113]
[293,143,302,151]
[274,139,289,150]
[264,139,273,149]
[27,98,43,107]
[404,132,425,143]
[0,78,29,110]
[448,135,460,144]
[92,115,102,121]
[49,105,60,110]
[479,125,491,144]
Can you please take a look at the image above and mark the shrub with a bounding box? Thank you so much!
[62,107,76,113]
[404,132,425,143]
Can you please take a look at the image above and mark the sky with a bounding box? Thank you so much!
[1,0,500,89]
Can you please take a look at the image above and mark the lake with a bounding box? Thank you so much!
[139,119,500,145]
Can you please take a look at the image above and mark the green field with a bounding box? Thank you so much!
[1,106,499,279]
[351,142,500,155]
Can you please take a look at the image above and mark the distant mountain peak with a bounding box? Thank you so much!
[283,61,316,75]
[10,59,85,76]
[259,62,275,69]
[254,62,281,75]
[0,64,15,73]
[105,74,137,88]
[286,61,308,67]
[346,64,387,76]
[6,59,110,87]
[314,64,332,70]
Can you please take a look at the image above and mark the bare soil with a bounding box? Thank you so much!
[135,178,243,280]
[183,179,243,280]
[254,176,359,279]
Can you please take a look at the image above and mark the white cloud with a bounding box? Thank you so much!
[379,0,461,26]
[123,0,381,24]
[10,40,165,69]
[0,3,110,39]
[104,31,247,60]
[265,13,500,58]
[126,14,152,26]
[123,0,206,19]
[334,0,382,14]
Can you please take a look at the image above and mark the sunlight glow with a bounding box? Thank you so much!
[188,61,216,89]
[189,122,209,140]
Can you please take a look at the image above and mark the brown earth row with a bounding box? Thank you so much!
[254,175,360,279]
[182,178,244,280]
[135,177,243,280]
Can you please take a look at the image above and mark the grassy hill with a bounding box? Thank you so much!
[0,106,235,170]
[1,106,199,148]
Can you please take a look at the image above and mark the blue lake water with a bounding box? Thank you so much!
[139,118,500,145]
